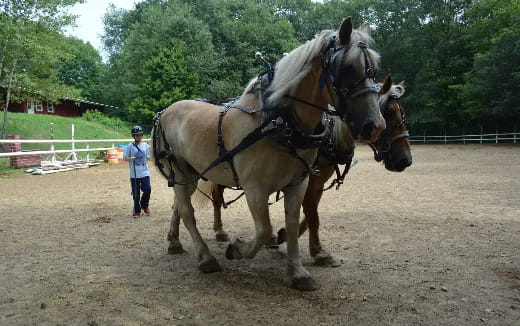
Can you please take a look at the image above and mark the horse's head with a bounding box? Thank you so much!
[370,75,412,172]
[325,17,386,142]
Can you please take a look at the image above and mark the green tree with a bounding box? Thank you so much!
[58,37,105,102]
[0,0,83,139]
[459,0,520,125]
[126,43,200,123]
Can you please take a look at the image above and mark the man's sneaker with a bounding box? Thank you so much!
[133,212,141,218]
[143,208,150,215]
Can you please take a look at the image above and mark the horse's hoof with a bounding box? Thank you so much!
[198,256,222,273]
[291,276,316,291]
[277,228,287,244]
[225,241,243,260]
[265,235,279,249]
[314,252,340,267]
[215,231,229,242]
[168,244,185,255]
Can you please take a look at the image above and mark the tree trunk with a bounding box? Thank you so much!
[1,60,16,141]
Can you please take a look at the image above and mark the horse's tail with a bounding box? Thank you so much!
[151,109,173,182]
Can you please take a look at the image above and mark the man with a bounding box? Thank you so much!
[123,125,151,217]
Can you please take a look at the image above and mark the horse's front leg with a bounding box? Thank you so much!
[175,182,221,273]
[283,178,316,291]
[225,191,271,260]
[212,184,229,242]
[167,198,185,254]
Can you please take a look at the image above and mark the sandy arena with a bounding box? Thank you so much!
[1,144,519,325]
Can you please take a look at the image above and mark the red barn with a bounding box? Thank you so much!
[6,97,117,117]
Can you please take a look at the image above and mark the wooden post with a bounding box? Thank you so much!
[444,127,447,144]
[50,122,55,164]
[514,124,517,144]
[463,126,465,144]
[496,126,498,144]
[423,130,426,144]
[480,124,483,144]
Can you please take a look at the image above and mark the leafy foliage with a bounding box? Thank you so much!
[2,0,518,133]
[126,43,200,122]
[82,109,130,131]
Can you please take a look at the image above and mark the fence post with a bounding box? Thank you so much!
[480,124,483,144]
[496,126,498,144]
[86,144,90,162]
[444,127,447,144]
[50,122,56,164]
[423,130,426,144]
[515,124,517,144]
[463,126,465,144]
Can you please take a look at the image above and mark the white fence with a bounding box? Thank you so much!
[410,131,519,144]
[0,123,150,162]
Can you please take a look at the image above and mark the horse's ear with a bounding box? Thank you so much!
[395,81,406,96]
[360,23,371,36]
[380,74,392,94]
[338,17,353,45]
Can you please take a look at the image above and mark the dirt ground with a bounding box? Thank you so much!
[1,144,519,325]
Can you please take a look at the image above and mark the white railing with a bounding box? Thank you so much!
[410,132,519,144]
[0,138,151,159]
[0,123,151,162]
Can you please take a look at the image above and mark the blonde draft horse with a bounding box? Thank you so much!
[153,18,384,291]
[205,75,412,267]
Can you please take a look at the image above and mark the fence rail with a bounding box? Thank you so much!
[410,132,519,144]
[0,137,151,159]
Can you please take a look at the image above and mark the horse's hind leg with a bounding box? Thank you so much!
[167,198,185,254]
[176,182,222,273]
[305,187,338,266]
[225,191,271,260]
[212,184,229,242]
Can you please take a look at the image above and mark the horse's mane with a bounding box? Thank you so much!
[378,83,406,108]
[266,27,380,106]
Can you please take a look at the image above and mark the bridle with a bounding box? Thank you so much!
[285,36,379,122]
[319,37,379,118]
[369,93,409,161]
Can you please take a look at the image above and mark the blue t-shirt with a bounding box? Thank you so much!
[123,142,150,178]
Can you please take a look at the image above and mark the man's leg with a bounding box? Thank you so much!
[140,176,151,214]
[131,178,142,215]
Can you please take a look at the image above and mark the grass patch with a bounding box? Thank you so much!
[1,111,141,165]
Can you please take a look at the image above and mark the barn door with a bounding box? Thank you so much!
[27,102,35,114]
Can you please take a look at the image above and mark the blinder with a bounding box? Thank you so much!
[320,37,379,120]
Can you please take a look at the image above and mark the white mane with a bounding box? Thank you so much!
[378,83,406,108]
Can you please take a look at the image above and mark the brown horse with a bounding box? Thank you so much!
[202,75,412,266]
[153,18,385,291]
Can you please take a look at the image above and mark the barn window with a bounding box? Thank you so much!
[47,102,55,113]
[35,101,43,112]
